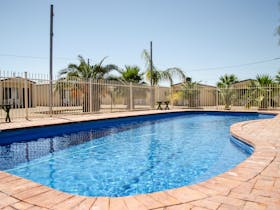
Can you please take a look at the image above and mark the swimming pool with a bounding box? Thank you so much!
[0,112,274,197]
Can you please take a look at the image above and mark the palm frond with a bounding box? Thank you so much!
[98,56,108,66]
[164,67,186,83]
[141,49,150,67]
[275,71,280,83]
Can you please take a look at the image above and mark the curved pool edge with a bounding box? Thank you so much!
[0,110,279,209]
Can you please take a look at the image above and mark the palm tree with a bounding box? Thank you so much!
[112,65,144,84]
[59,55,117,80]
[105,65,145,110]
[275,71,280,84]
[217,74,238,110]
[142,49,186,85]
[181,77,201,107]
[250,74,275,109]
[58,55,118,112]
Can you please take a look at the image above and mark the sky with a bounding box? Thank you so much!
[0,0,279,86]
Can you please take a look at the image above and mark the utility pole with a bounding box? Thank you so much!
[49,4,54,117]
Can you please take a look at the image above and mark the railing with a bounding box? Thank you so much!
[172,84,280,111]
[1,71,279,122]
[0,71,170,121]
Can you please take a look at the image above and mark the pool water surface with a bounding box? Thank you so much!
[0,112,273,196]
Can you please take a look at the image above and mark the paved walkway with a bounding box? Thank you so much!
[0,110,279,210]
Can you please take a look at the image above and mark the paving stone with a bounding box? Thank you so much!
[109,197,129,210]
[123,196,148,210]
[254,195,280,206]
[243,201,266,210]
[0,172,11,179]
[134,194,165,209]
[274,178,280,188]
[166,187,207,203]
[189,185,219,196]
[191,206,211,210]
[74,197,96,210]
[231,181,255,194]
[217,203,241,210]
[3,180,41,195]
[190,199,221,209]
[26,206,49,210]
[13,185,51,200]
[24,190,73,208]
[52,195,86,209]
[2,206,17,210]
[207,195,245,208]
[11,201,34,209]
[91,197,109,210]
[165,203,193,210]
[0,192,19,208]
[0,175,21,186]
[149,191,181,206]
[254,178,275,191]
[251,188,280,199]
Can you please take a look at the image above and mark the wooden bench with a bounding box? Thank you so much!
[156,101,170,110]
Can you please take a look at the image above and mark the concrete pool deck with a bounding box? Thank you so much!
[0,110,279,210]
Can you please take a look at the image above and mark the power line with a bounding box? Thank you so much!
[0,53,279,71]
[188,57,280,72]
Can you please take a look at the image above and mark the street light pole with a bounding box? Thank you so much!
[49,4,54,117]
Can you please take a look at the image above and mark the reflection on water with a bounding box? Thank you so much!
[0,129,107,170]
[0,119,160,170]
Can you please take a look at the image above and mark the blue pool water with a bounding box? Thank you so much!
[0,112,273,197]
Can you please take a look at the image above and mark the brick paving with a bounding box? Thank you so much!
[0,110,279,210]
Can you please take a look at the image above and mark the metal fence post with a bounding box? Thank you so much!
[268,85,271,109]
[150,86,154,109]
[170,86,173,107]
[0,71,2,108]
[90,79,93,113]
[157,85,160,102]
[49,78,53,117]
[216,88,218,110]
[130,82,133,111]
[24,72,29,120]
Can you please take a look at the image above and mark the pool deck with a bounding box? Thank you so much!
[0,109,279,210]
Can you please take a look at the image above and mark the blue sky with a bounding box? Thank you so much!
[0,0,279,85]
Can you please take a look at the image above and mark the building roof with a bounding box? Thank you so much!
[172,82,216,88]
[233,79,254,84]
[0,77,36,84]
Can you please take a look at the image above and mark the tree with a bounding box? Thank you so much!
[217,74,238,110]
[111,65,144,84]
[59,55,117,80]
[142,49,186,85]
[58,55,118,112]
[120,66,144,83]
[250,74,275,109]
[275,71,280,84]
[105,65,144,110]
[181,77,201,107]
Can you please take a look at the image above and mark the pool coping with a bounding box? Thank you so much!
[0,109,280,209]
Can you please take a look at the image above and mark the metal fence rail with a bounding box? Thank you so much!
[1,71,279,122]
[172,84,280,111]
[0,71,171,121]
